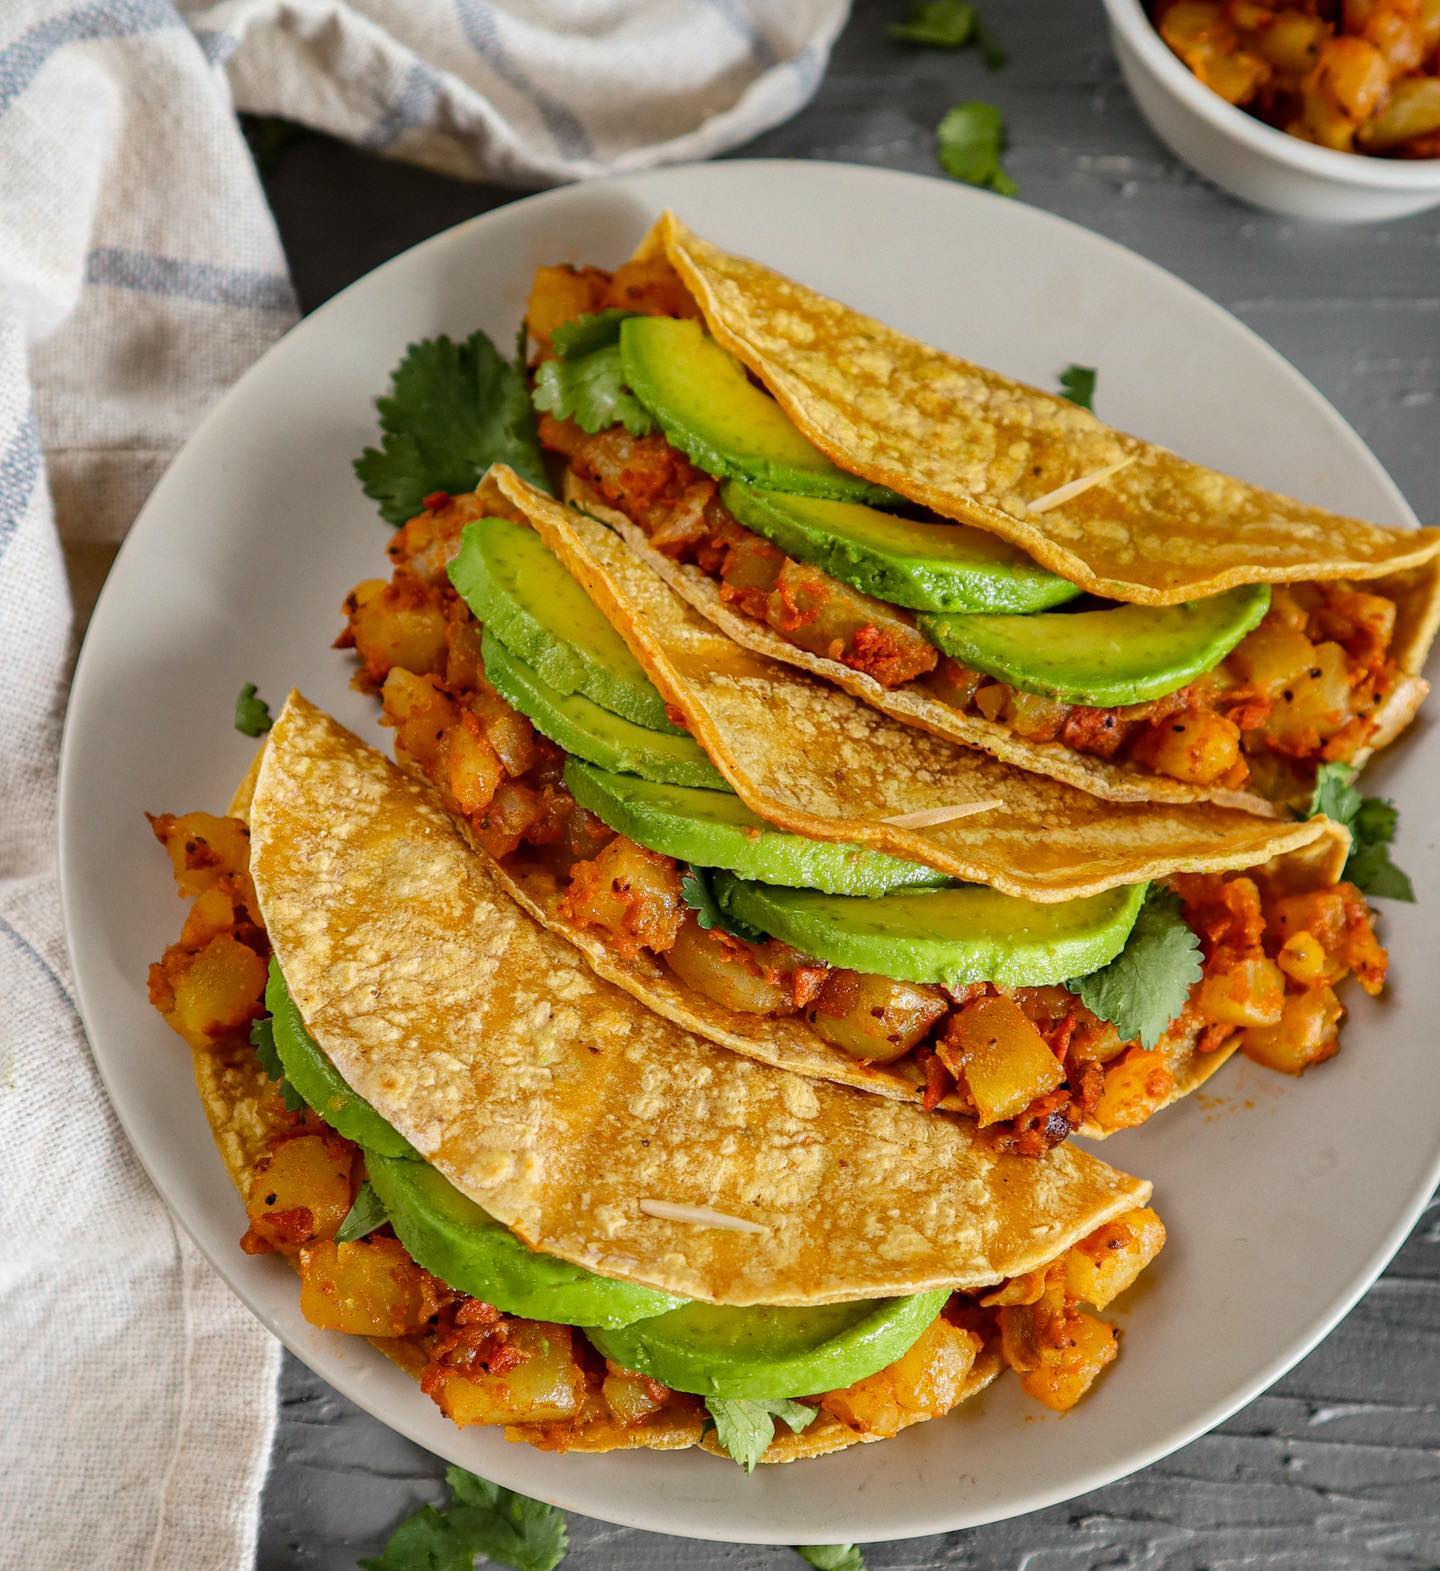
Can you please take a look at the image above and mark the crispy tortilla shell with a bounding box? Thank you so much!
[248,694,1154,1308]
[639,213,1440,607]
[489,467,1350,902]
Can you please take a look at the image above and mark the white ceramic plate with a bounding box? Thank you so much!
[59,162,1439,1546]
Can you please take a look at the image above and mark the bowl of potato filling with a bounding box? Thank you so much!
[1104,0,1440,220]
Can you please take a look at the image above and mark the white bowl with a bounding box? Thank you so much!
[1103,0,1440,221]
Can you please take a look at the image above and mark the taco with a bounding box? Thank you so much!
[522,213,1440,814]
[146,695,1166,1466]
[335,466,1387,1152]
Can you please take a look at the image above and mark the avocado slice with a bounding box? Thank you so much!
[918,584,1272,707]
[586,1288,949,1401]
[366,1153,682,1330]
[723,481,1080,614]
[620,317,900,506]
[712,874,1146,989]
[565,759,949,897]
[267,963,419,1159]
[483,630,731,792]
[448,517,678,733]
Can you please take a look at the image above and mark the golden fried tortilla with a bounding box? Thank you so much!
[248,694,1154,1307]
[639,213,1440,605]
[488,466,1350,902]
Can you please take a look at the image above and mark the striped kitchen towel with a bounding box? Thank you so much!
[0,5,844,1569]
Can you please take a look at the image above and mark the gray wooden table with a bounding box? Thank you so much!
[253,2,1440,1564]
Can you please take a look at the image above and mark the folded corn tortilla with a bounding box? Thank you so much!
[603,216,1440,812]
[248,694,1153,1307]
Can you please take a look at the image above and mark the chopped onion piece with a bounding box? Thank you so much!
[879,799,1003,829]
[1028,456,1136,514]
[638,1198,769,1234]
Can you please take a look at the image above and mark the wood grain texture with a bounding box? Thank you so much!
[254,0,1440,1563]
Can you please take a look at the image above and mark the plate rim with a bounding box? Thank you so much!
[56,158,1434,1544]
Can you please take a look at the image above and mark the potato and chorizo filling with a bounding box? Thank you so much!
[336,520,1386,1152]
[148,834,1165,1455]
[526,261,1411,801]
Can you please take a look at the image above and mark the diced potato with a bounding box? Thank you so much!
[821,1316,980,1439]
[602,1363,670,1427]
[168,933,267,1048]
[763,560,937,687]
[1242,986,1343,1074]
[381,667,459,774]
[243,1134,355,1255]
[1001,1294,1119,1413]
[526,264,611,348]
[1277,929,1330,986]
[1229,622,1317,695]
[297,1237,444,1337]
[1089,1047,1177,1132]
[150,811,252,897]
[806,971,947,1063]
[1265,641,1351,744]
[664,913,796,1015]
[558,837,686,958]
[431,1323,586,1427]
[938,995,1065,1126]
[1196,956,1286,1028]
[346,576,448,683]
[444,715,505,817]
[1131,709,1241,786]
[1006,690,1069,742]
[602,257,701,319]
[1063,1207,1167,1311]
[179,884,241,949]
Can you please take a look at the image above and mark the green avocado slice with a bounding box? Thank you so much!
[585,1289,949,1401]
[483,630,731,792]
[620,317,900,506]
[712,874,1147,989]
[723,480,1080,614]
[448,517,678,733]
[366,1153,683,1330]
[267,963,419,1159]
[564,759,949,897]
[918,584,1272,707]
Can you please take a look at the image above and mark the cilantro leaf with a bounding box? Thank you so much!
[234,682,273,737]
[936,102,1018,197]
[355,332,549,527]
[361,1466,567,1571]
[532,345,654,438]
[249,1017,305,1112]
[549,310,637,361]
[797,1548,865,1571]
[1069,887,1203,1050]
[1307,762,1414,901]
[891,0,976,47]
[705,1397,817,1473]
[1059,364,1097,411]
[891,1,1005,65]
[336,1180,387,1243]
[679,865,725,930]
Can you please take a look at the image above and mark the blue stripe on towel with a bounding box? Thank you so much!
[85,247,297,314]
[0,407,42,565]
[0,0,176,116]
[362,59,444,152]
[452,0,592,160]
[0,916,80,1022]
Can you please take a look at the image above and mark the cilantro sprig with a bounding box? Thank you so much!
[797,1549,865,1571]
[234,682,273,737]
[355,331,549,526]
[705,1397,818,1473]
[361,1467,567,1571]
[936,102,1017,196]
[336,1180,387,1243]
[249,1016,305,1112]
[549,309,636,361]
[1059,364,1097,411]
[1068,887,1203,1050]
[680,866,770,944]
[891,0,1005,67]
[1308,762,1414,901]
[532,346,654,438]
